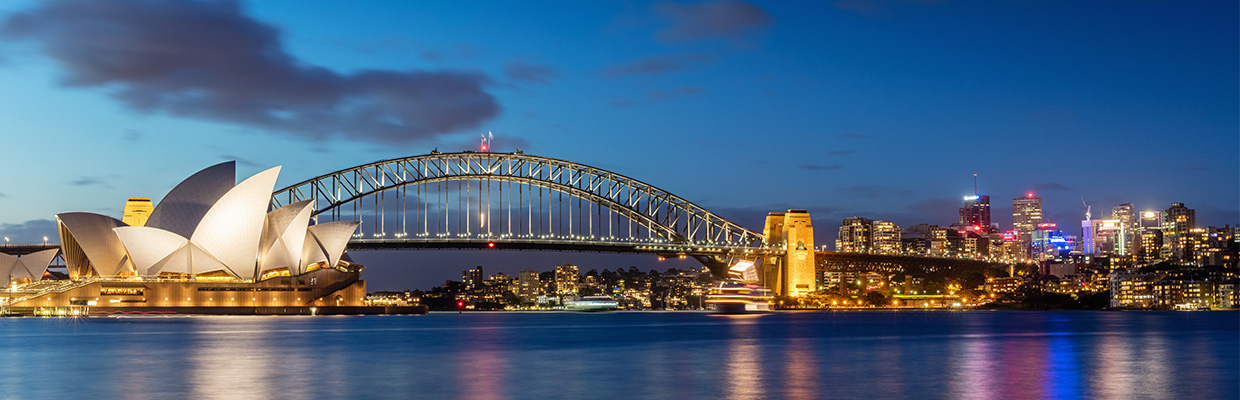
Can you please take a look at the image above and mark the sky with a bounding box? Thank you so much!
[0,0,1235,290]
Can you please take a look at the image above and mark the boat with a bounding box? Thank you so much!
[563,296,619,312]
[705,282,774,314]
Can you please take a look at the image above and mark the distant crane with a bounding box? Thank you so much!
[1081,198,1091,221]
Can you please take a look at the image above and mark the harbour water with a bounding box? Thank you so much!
[0,311,1235,399]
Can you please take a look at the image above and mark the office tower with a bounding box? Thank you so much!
[1111,203,1136,256]
[1012,193,1043,259]
[960,195,992,232]
[555,263,579,295]
[871,221,901,254]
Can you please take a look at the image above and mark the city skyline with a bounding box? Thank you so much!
[0,1,1235,290]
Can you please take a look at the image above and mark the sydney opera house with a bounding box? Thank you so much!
[1,162,415,315]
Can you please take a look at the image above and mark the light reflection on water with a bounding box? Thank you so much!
[0,311,1234,399]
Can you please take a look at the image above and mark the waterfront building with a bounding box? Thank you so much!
[1109,270,1157,308]
[517,269,540,303]
[121,197,154,227]
[555,263,578,296]
[8,161,368,313]
[1012,194,1043,259]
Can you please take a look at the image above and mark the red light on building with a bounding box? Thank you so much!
[456,300,464,309]
[972,225,981,231]
[1027,192,1034,198]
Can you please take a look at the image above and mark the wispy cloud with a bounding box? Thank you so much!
[1032,183,1072,192]
[653,1,773,43]
[504,60,560,84]
[648,86,703,100]
[800,164,843,171]
[601,53,713,79]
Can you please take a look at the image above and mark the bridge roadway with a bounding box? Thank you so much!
[0,244,60,256]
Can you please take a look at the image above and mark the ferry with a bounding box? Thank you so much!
[705,282,774,314]
[563,296,619,312]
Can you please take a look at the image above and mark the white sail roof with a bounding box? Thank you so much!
[115,226,189,276]
[190,166,281,280]
[16,248,59,282]
[0,252,19,287]
[55,212,133,277]
[148,242,228,276]
[146,161,236,238]
[307,221,360,269]
[259,200,314,275]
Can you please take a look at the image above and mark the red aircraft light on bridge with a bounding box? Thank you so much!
[487,242,495,248]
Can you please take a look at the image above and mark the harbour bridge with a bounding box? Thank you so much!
[269,151,1010,278]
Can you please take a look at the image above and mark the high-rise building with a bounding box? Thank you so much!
[518,269,540,301]
[1012,194,1043,259]
[836,217,872,252]
[762,210,815,297]
[1111,203,1136,256]
[462,266,483,290]
[554,263,579,295]
[871,221,901,254]
[960,195,992,232]
[1162,203,1196,261]
[121,197,154,227]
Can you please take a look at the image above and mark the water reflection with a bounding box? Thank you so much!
[188,318,310,400]
[722,315,764,400]
[457,317,508,400]
[948,334,996,399]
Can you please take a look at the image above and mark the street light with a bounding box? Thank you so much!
[3,237,7,247]
[43,236,48,245]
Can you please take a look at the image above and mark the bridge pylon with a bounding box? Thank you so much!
[760,209,815,297]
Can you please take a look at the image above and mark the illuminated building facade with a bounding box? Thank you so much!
[762,210,814,297]
[121,197,154,227]
[836,217,871,253]
[1012,194,1043,259]
[463,266,483,290]
[959,195,992,232]
[1111,203,1136,256]
[1162,203,1196,261]
[555,263,578,295]
[871,221,901,254]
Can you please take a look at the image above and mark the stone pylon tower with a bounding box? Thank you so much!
[761,209,815,297]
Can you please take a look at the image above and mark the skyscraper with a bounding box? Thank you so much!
[1162,203,1196,261]
[960,195,992,232]
[1112,203,1136,256]
[836,217,872,253]
[1012,193,1043,259]
[462,266,483,290]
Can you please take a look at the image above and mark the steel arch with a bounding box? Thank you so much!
[271,151,765,249]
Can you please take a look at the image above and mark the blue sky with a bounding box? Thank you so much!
[0,1,1235,289]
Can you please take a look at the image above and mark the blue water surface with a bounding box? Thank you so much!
[0,311,1235,400]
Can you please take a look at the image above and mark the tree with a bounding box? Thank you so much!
[864,291,889,307]
[578,287,602,296]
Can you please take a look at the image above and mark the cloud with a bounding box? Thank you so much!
[0,192,6,198]
[504,60,560,84]
[800,164,843,171]
[419,44,481,62]
[71,176,106,186]
[653,1,773,43]
[601,53,713,78]
[1,0,499,144]
[648,86,703,99]
[220,154,258,167]
[1032,183,1073,192]
[843,185,912,198]
[123,129,144,142]
[0,219,57,243]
